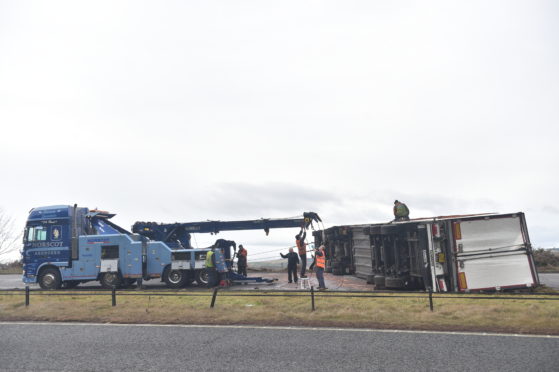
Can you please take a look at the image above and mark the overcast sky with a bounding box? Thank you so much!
[0,1,557,261]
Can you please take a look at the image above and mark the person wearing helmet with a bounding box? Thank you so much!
[393,200,410,221]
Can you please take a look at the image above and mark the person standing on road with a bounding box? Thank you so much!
[205,247,218,287]
[296,231,308,278]
[393,200,410,221]
[237,244,248,277]
[280,247,300,284]
[314,245,327,290]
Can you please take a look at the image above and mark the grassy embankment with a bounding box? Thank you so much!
[0,267,21,275]
[1,291,558,335]
[537,266,559,273]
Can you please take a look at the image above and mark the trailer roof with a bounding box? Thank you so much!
[318,212,523,230]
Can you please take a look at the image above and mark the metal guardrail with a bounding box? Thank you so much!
[1,286,558,312]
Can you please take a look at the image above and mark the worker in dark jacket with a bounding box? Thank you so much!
[237,244,248,277]
[393,200,410,221]
[296,230,307,278]
[280,247,300,283]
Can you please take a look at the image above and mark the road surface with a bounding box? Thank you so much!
[0,272,373,291]
[0,323,557,371]
[2,273,558,290]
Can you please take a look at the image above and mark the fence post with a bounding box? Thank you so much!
[428,287,433,312]
[210,287,219,308]
[112,286,117,307]
[25,286,30,307]
[311,286,315,311]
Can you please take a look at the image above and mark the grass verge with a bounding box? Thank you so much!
[1,291,558,335]
[0,268,22,275]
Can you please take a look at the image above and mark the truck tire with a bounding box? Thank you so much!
[163,268,187,288]
[385,277,405,289]
[38,268,62,290]
[100,272,122,289]
[373,275,385,290]
[195,269,209,286]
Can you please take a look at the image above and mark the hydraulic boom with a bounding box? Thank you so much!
[132,212,321,248]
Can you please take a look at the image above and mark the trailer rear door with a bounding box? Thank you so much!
[352,227,373,280]
[453,215,537,291]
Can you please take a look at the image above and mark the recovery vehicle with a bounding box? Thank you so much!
[21,205,321,289]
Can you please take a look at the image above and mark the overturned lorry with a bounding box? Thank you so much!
[314,212,539,292]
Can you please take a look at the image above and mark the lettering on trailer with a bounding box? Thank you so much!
[87,238,111,244]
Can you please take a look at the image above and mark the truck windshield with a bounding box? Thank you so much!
[26,226,47,242]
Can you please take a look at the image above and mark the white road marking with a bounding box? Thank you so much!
[1,321,558,339]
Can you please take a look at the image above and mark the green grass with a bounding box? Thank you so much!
[0,267,22,275]
[1,291,558,335]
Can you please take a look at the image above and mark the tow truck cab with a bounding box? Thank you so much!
[23,205,87,285]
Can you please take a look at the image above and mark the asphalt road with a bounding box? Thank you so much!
[539,273,559,289]
[0,323,557,371]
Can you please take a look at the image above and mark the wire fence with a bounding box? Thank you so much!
[1,286,558,312]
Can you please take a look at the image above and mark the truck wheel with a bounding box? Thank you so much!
[63,280,80,289]
[385,277,405,289]
[195,269,209,286]
[374,275,386,289]
[100,272,122,289]
[38,268,62,290]
[163,268,187,288]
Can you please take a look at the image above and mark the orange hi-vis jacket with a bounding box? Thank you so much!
[296,239,306,256]
[316,253,326,269]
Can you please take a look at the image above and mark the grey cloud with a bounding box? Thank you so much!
[196,182,341,219]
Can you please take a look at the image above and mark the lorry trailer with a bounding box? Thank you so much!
[22,205,321,289]
[313,212,539,292]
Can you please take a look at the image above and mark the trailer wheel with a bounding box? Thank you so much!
[373,275,385,289]
[38,268,62,290]
[100,272,122,289]
[163,267,187,288]
[195,269,209,286]
[385,277,405,289]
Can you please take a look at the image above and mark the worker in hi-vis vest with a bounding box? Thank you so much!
[393,200,410,221]
[314,245,327,290]
[296,230,307,278]
[205,247,218,287]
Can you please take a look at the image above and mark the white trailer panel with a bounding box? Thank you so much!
[454,215,537,291]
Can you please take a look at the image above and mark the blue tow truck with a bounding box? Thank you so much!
[22,205,321,289]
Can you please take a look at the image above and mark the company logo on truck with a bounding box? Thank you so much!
[30,241,64,248]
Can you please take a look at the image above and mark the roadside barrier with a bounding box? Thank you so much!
[2,286,559,313]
